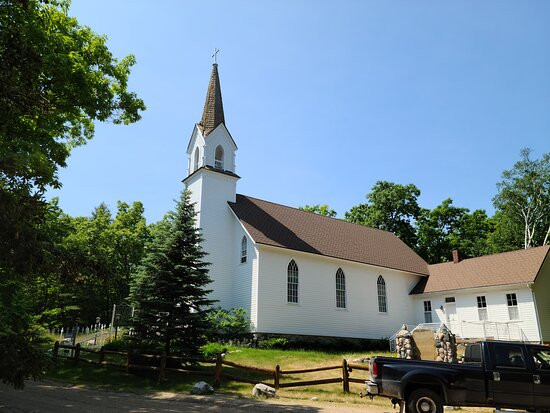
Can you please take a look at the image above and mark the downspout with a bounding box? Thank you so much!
[527,282,543,344]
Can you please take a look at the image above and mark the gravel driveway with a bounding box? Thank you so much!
[0,380,385,412]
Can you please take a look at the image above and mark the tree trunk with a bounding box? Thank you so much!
[165,338,170,356]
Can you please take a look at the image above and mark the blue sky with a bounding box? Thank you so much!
[48,0,550,222]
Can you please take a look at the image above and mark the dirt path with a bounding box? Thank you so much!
[0,380,387,412]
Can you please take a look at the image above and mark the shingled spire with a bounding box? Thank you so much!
[199,63,225,136]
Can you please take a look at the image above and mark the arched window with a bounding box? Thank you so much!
[193,147,200,171]
[336,268,346,308]
[240,236,247,263]
[215,145,224,169]
[377,275,387,313]
[287,260,299,303]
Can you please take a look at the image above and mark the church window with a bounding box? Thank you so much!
[335,268,346,308]
[215,145,224,169]
[287,260,298,303]
[241,236,247,263]
[377,275,387,313]
[193,147,200,171]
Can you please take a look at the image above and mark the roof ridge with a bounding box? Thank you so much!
[236,193,397,236]
[428,244,550,268]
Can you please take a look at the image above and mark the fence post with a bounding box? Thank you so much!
[99,346,105,364]
[53,341,59,359]
[342,359,350,393]
[158,352,167,384]
[274,365,281,389]
[74,343,81,365]
[126,349,131,373]
[214,355,222,388]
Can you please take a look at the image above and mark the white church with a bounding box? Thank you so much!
[184,64,550,344]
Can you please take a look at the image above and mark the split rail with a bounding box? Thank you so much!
[53,341,369,392]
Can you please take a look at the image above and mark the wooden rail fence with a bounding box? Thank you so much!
[53,341,369,392]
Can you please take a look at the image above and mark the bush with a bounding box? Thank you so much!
[259,337,288,350]
[207,307,249,340]
[255,335,389,352]
[102,338,130,352]
[200,342,227,358]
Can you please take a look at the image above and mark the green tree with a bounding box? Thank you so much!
[26,199,79,328]
[416,199,465,264]
[345,181,421,248]
[416,199,492,263]
[487,211,523,253]
[449,209,493,259]
[0,0,144,387]
[299,204,337,217]
[130,191,215,356]
[493,148,550,249]
[1,0,145,195]
[30,201,149,328]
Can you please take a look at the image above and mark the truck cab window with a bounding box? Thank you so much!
[532,348,550,370]
[494,344,525,368]
[464,343,482,363]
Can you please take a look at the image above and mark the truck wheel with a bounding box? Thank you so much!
[407,389,443,413]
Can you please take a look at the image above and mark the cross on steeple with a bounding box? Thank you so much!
[212,48,220,64]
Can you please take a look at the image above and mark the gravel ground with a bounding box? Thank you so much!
[0,380,389,412]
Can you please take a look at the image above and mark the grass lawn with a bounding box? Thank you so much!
[46,346,396,408]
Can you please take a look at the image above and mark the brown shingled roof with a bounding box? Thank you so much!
[199,63,225,136]
[411,245,550,294]
[228,194,429,276]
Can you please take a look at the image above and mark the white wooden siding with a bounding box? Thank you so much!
[200,125,237,173]
[414,286,541,342]
[186,168,238,308]
[231,227,256,324]
[255,245,422,339]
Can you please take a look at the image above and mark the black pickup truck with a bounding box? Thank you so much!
[366,341,550,413]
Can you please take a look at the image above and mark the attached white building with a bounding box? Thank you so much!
[183,64,550,344]
[411,247,550,343]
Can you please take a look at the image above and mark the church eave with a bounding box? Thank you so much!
[183,165,240,184]
[255,242,430,277]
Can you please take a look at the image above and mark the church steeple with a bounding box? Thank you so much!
[185,62,237,177]
[199,63,225,137]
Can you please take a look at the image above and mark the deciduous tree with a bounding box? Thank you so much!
[493,148,550,249]
[416,199,492,263]
[0,0,144,387]
[345,181,421,248]
[299,204,337,217]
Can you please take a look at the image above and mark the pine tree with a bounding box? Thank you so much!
[130,190,214,355]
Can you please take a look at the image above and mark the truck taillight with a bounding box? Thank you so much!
[371,360,378,378]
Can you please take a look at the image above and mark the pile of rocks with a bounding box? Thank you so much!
[434,324,457,363]
[395,324,417,360]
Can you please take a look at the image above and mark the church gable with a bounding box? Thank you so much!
[201,124,237,173]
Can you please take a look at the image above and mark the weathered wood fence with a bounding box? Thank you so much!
[53,341,369,392]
